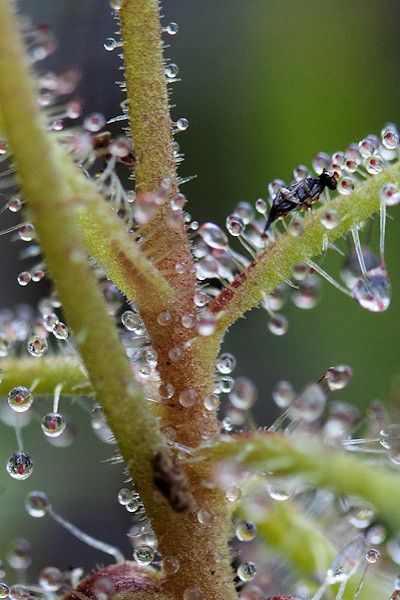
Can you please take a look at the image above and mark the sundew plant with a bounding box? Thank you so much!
[2,3,400,600]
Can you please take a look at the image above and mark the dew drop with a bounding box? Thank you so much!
[165,63,179,78]
[121,310,139,331]
[272,380,295,409]
[110,0,123,9]
[291,383,326,422]
[320,209,341,230]
[176,118,189,131]
[380,182,400,206]
[0,584,9,599]
[117,488,134,506]
[255,198,267,214]
[234,202,255,225]
[17,272,31,286]
[352,265,391,312]
[236,520,257,542]
[229,377,257,410]
[25,491,51,517]
[358,137,378,158]
[379,424,400,449]
[84,113,105,132]
[382,128,399,149]
[226,485,242,502]
[197,311,217,336]
[8,386,33,413]
[157,312,172,326]
[237,562,257,582]
[161,555,180,575]
[18,224,35,242]
[366,549,380,563]
[345,159,359,173]
[171,193,186,210]
[365,155,384,175]
[226,215,244,236]
[142,347,158,367]
[126,495,141,513]
[204,393,220,410]
[216,353,236,374]
[133,545,155,566]
[179,389,198,408]
[312,152,331,174]
[159,383,174,399]
[6,451,34,480]
[53,322,68,340]
[267,484,293,501]
[325,365,353,390]
[39,566,63,592]
[8,586,30,600]
[166,22,179,35]
[194,292,210,307]
[8,198,23,212]
[183,587,203,600]
[199,222,229,250]
[27,335,48,356]
[41,412,66,437]
[268,313,288,336]
[104,38,117,51]
[197,508,214,525]
[168,347,183,362]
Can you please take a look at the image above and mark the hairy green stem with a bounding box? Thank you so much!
[208,162,400,333]
[0,0,169,525]
[200,431,400,523]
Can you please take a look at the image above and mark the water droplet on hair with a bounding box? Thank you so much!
[157,312,172,326]
[0,584,9,599]
[234,202,254,225]
[126,495,141,513]
[272,380,295,409]
[7,198,23,212]
[8,386,33,412]
[291,383,326,422]
[133,545,155,566]
[84,113,105,132]
[358,137,378,158]
[53,322,68,340]
[176,118,189,131]
[197,508,214,525]
[159,383,174,399]
[181,314,196,328]
[121,310,139,331]
[225,485,242,502]
[7,451,34,480]
[199,222,229,250]
[117,488,134,506]
[216,353,236,374]
[325,365,353,390]
[165,63,179,78]
[166,22,179,35]
[365,155,384,175]
[226,215,244,236]
[366,549,380,564]
[17,272,31,286]
[27,335,48,356]
[312,152,331,174]
[18,224,35,242]
[382,128,399,149]
[255,198,267,214]
[183,587,203,600]
[171,193,186,210]
[161,555,180,574]
[379,424,400,449]
[39,566,63,592]
[104,38,118,51]
[142,347,158,367]
[229,377,256,410]
[168,346,183,362]
[380,182,400,206]
[41,412,66,437]
[352,265,391,312]
[236,520,257,542]
[268,313,288,336]
[25,491,51,517]
[204,394,220,411]
[179,389,198,408]
[237,562,257,582]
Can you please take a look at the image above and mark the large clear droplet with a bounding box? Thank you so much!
[25,491,51,517]
[291,383,326,422]
[8,386,33,413]
[237,561,257,582]
[41,412,66,437]
[6,451,34,480]
[27,335,48,357]
[352,265,391,312]
[198,222,229,250]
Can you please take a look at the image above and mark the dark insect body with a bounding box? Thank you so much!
[263,169,338,235]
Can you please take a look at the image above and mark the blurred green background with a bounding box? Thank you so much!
[1,0,400,582]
